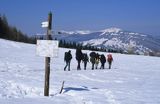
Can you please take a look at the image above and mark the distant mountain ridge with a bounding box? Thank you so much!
[54,27,160,55]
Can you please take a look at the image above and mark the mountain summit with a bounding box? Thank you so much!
[101,27,122,33]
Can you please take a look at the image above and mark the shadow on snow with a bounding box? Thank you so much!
[63,87,89,93]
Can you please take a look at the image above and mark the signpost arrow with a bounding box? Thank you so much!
[41,21,49,28]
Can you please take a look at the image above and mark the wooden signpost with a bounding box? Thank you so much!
[44,12,52,96]
[37,12,59,96]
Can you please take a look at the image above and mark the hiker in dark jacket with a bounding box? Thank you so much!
[100,54,106,69]
[90,52,96,70]
[82,53,89,70]
[76,48,83,70]
[64,50,72,71]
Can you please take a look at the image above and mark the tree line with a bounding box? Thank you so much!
[0,14,36,44]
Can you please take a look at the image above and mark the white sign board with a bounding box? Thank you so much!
[41,21,48,28]
[36,40,59,57]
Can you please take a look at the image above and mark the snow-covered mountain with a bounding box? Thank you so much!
[54,27,160,55]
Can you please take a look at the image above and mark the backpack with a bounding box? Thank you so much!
[76,49,83,61]
[100,54,106,63]
[90,57,95,63]
[64,52,72,61]
[83,53,88,62]
[64,52,68,61]
[90,52,96,58]
[107,54,113,62]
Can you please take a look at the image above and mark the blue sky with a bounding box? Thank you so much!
[0,0,160,36]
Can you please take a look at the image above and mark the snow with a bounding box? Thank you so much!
[0,39,160,104]
[104,38,124,48]
[60,30,92,35]
[74,30,92,35]
[82,38,108,46]
[101,27,121,34]
[129,32,147,37]
[99,28,122,36]
[82,37,152,54]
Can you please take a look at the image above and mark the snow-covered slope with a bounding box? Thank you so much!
[54,27,160,55]
[0,39,160,104]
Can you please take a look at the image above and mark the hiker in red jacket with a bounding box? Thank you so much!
[107,54,113,69]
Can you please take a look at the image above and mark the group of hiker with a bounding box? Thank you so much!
[64,48,113,71]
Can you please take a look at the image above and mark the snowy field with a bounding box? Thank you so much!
[0,39,160,104]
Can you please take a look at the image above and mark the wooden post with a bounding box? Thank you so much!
[44,12,52,96]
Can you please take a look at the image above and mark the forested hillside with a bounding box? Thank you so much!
[0,14,36,44]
